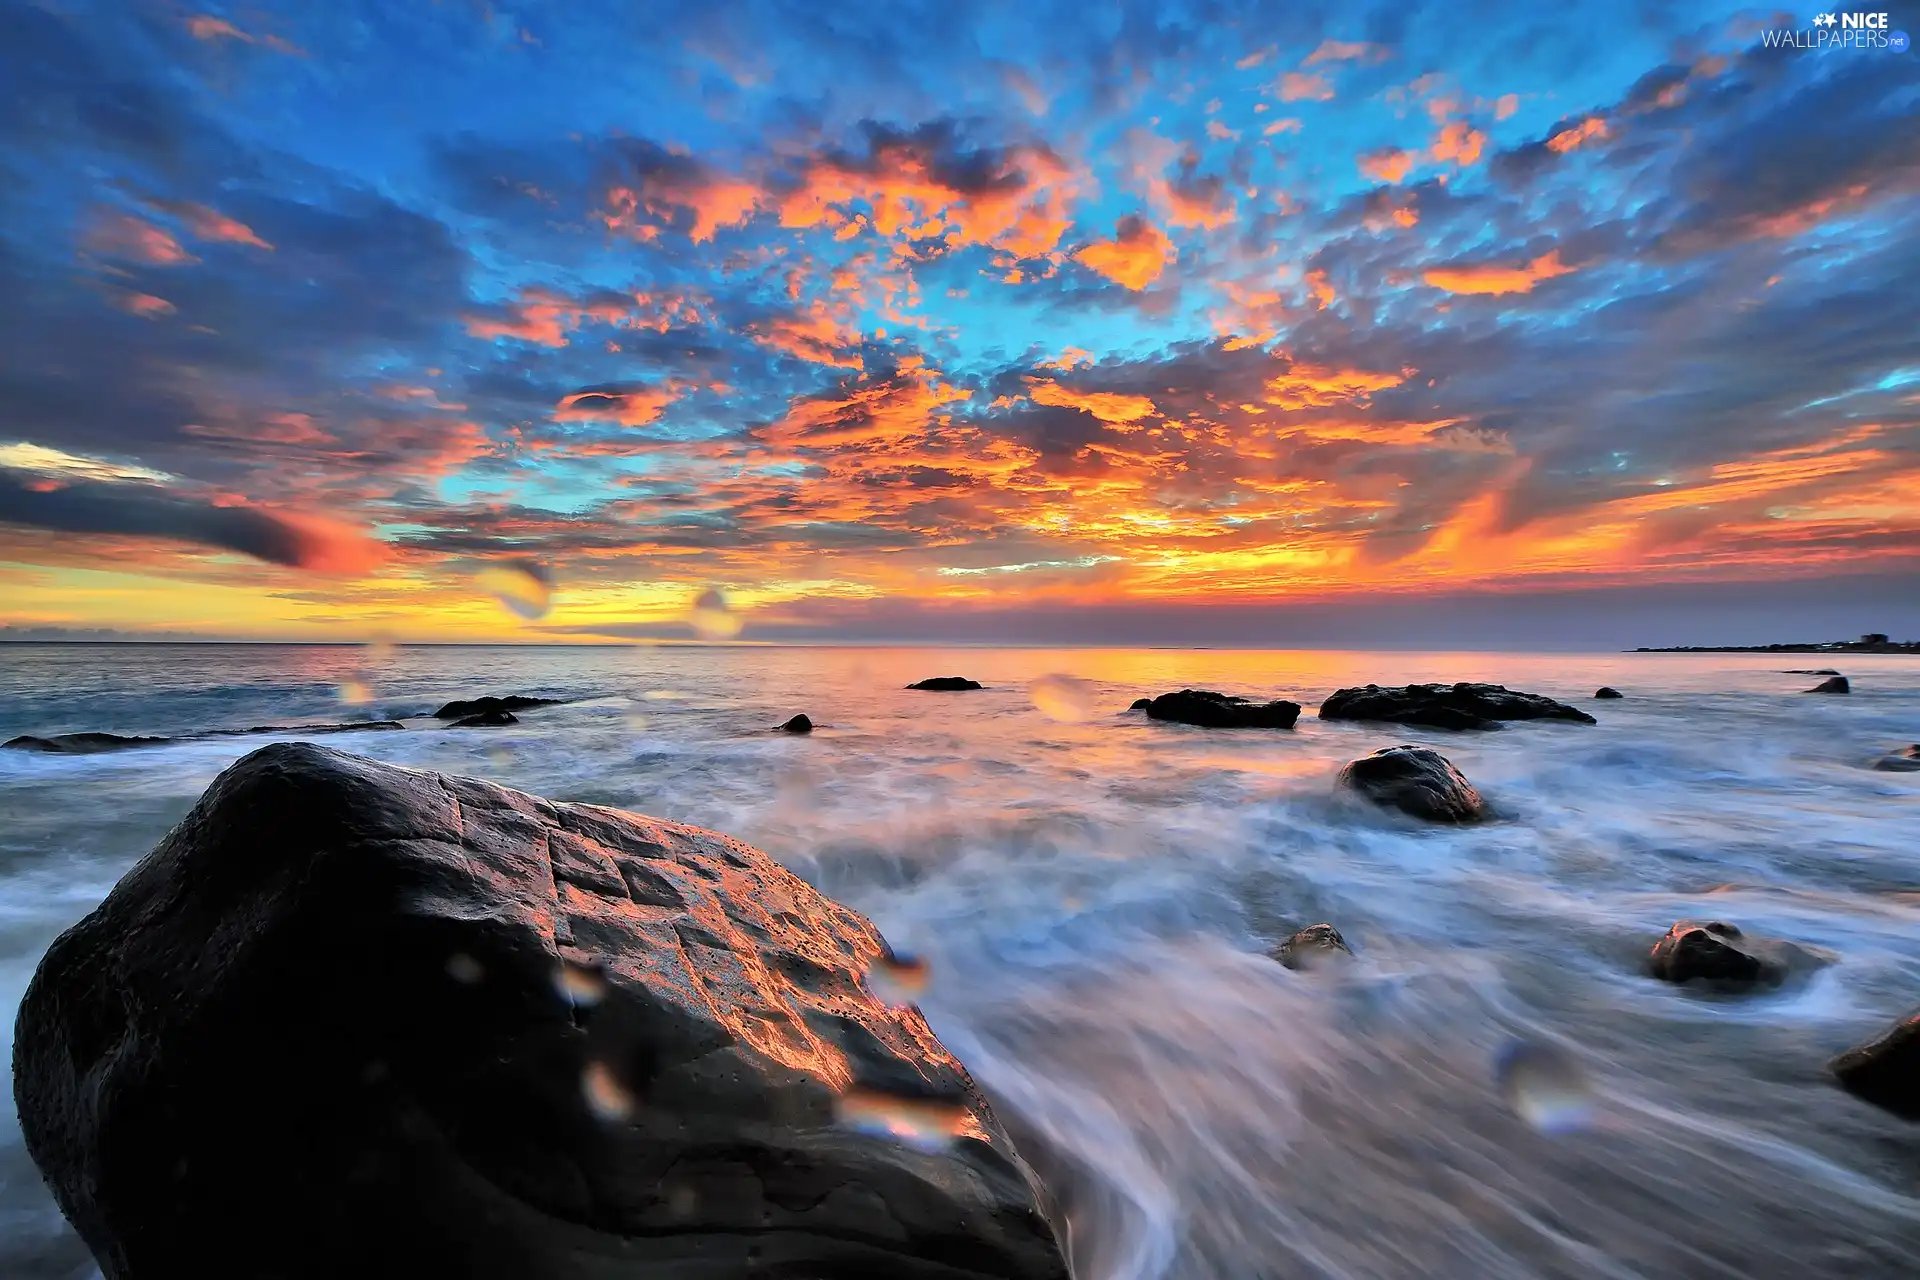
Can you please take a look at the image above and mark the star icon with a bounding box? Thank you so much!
[1814,12,1836,25]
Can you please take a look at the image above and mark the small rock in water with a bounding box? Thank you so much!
[1273,923,1353,971]
[1140,689,1301,729]
[1338,745,1486,824]
[1807,675,1850,694]
[433,695,564,719]
[835,1084,970,1152]
[1829,1008,1920,1121]
[582,1060,636,1122]
[1030,673,1099,723]
[779,713,813,734]
[687,586,743,640]
[1319,682,1595,730]
[1647,919,1815,989]
[1872,745,1920,773]
[1129,697,1151,710]
[3,732,171,754]
[1495,1039,1596,1133]
[1594,686,1623,699]
[451,709,517,727]
[476,560,554,621]
[907,676,982,691]
[867,946,930,1006]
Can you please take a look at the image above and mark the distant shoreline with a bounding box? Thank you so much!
[1629,643,1920,654]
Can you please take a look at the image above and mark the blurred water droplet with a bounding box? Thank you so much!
[667,1185,697,1217]
[1495,1038,1596,1134]
[488,745,513,771]
[364,632,396,664]
[1030,673,1098,723]
[686,586,742,640]
[867,947,930,1006]
[337,677,375,707]
[582,1061,635,1122]
[446,953,484,984]
[556,959,608,1007]
[835,1085,969,1152]
[642,689,687,701]
[476,561,554,621]
[623,699,650,733]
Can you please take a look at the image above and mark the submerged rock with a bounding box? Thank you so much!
[1338,746,1486,823]
[3,732,171,754]
[1647,920,1817,989]
[1594,687,1623,699]
[1872,745,1920,773]
[432,695,566,719]
[1782,669,1842,675]
[1273,924,1353,971]
[12,744,1067,1280]
[1807,676,1851,694]
[1139,689,1301,729]
[906,676,983,691]
[1318,683,1596,731]
[450,709,517,727]
[779,713,814,734]
[1830,1009,1920,1121]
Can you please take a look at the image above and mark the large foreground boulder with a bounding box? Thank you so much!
[1338,746,1486,823]
[1830,1009,1920,1121]
[1647,920,1818,990]
[1139,689,1301,729]
[1319,682,1597,731]
[13,744,1067,1280]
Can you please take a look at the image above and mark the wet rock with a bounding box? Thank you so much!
[1872,745,1920,773]
[906,676,983,691]
[3,732,171,754]
[1594,687,1623,699]
[432,695,566,719]
[1139,689,1301,729]
[1338,746,1486,823]
[1807,676,1850,694]
[214,722,407,738]
[1830,1009,1920,1121]
[1781,669,1841,675]
[1647,920,1814,989]
[12,743,1067,1280]
[1318,683,1597,731]
[779,713,813,734]
[1273,924,1353,971]
[1129,698,1151,710]
[450,709,517,727]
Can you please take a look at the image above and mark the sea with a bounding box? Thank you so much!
[3,643,1919,1279]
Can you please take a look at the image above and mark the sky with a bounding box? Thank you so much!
[0,0,1917,646]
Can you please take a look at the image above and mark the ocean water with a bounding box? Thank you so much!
[3,643,1919,1278]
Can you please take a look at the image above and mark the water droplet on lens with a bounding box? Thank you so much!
[364,632,396,664]
[446,952,484,984]
[582,1060,635,1121]
[623,697,650,733]
[556,959,608,1007]
[476,561,554,621]
[834,1085,969,1152]
[667,1185,697,1217]
[642,689,687,701]
[337,677,375,707]
[1495,1038,1596,1134]
[686,586,742,640]
[867,946,930,1006]
[488,745,513,771]
[1029,673,1098,723]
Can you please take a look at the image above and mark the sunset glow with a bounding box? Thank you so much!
[1,1,1915,642]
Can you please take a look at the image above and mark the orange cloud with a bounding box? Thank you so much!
[758,358,970,450]
[1279,72,1335,103]
[1358,148,1415,184]
[1074,216,1174,290]
[1546,117,1609,154]
[1423,250,1574,295]
[1303,40,1386,66]
[186,14,302,54]
[603,172,759,244]
[1206,120,1240,141]
[1264,364,1406,410]
[267,511,389,575]
[173,203,273,249]
[1262,118,1303,137]
[1495,94,1520,121]
[114,292,176,318]
[85,213,196,265]
[464,288,696,347]
[1430,121,1485,167]
[752,302,865,368]
[554,386,684,427]
[1029,380,1158,426]
[1304,269,1336,309]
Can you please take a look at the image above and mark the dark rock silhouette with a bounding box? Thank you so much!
[779,714,814,734]
[1830,1010,1920,1121]
[1872,745,1920,773]
[1782,669,1842,675]
[1128,698,1151,710]
[432,695,566,719]
[1647,920,1818,989]
[11,744,1068,1280]
[1806,676,1850,694]
[1273,924,1353,971]
[1139,689,1300,729]
[906,677,983,691]
[1594,687,1623,699]
[3,732,171,754]
[1338,746,1486,823]
[450,709,517,727]
[1319,683,1596,731]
